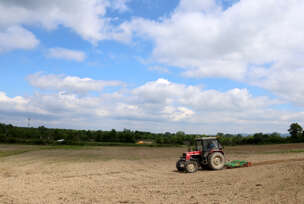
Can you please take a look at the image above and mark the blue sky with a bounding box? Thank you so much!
[1,0,304,134]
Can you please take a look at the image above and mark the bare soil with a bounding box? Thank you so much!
[1,144,304,204]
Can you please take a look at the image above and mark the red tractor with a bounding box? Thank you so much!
[176,137,225,173]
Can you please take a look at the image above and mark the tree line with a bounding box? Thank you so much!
[0,122,304,146]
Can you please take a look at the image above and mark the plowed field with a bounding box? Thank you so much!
[1,144,304,204]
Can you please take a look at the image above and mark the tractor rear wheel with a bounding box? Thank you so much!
[208,152,225,170]
[176,160,185,172]
[185,161,198,173]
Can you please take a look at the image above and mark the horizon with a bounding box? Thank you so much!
[0,122,291,136]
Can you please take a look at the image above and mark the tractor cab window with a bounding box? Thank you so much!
[207,141,216,150]
[206,140,218,151]
[195,140,202,151]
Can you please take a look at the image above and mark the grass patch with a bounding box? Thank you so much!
[41,145,94,150]
[0,141,183,148]
[264,149,304,154]
[0,150,32,158]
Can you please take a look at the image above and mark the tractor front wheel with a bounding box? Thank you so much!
[185,161,198,173]
[208,152,225,170]
[176,160,185,172]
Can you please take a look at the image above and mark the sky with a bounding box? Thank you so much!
[1,0,304,134]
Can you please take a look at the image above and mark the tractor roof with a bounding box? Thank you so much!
[195,137,218,140]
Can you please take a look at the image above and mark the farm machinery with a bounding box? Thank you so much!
[176,137,251,173]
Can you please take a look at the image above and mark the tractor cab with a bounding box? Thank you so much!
[195,137,223,153]
[176,137,225,173]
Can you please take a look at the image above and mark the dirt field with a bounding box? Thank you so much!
[1,144,304,204]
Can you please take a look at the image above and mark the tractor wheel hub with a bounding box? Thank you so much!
[214,157,221,165]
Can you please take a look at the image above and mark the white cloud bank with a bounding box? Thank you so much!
[121,0,304,107]
[0,0,130,52]
[27,73,123,94]
[1,75,300,133]
[126,0,304,77]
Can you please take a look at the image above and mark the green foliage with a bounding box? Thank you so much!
[0,122,302,146]
[288,123,303,142]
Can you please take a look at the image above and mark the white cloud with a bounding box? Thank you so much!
[121,0,304,105]
[0,92,49,117]
[248,65,304,106]
[3,73,304,133]
[27,73,123,94]
[47,48,86,62]
[111,0,130,12]
[0,0,131,52]
[0,26,39,52]
[132,78,276,112]
[0,92,28,106]
[104,79,285,132]
[2,77,292,133]
[163,106,194,121]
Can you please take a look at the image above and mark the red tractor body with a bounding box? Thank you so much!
[183,150,201,160]
[176,137,225,173]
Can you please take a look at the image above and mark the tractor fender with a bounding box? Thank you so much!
[209,149,224,155]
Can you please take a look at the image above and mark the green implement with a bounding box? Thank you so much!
[225,160,252,168]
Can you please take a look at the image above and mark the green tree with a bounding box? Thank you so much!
[253,133,264,144]
[38,126,47,140]
[109,129,118,142]
[0,133,5,142]
[155,135,164,144]
[216,132,224,137]
[268,132,285,144]
[288,123,303,142]
[176,131,185,144]
[121,129,135,143]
